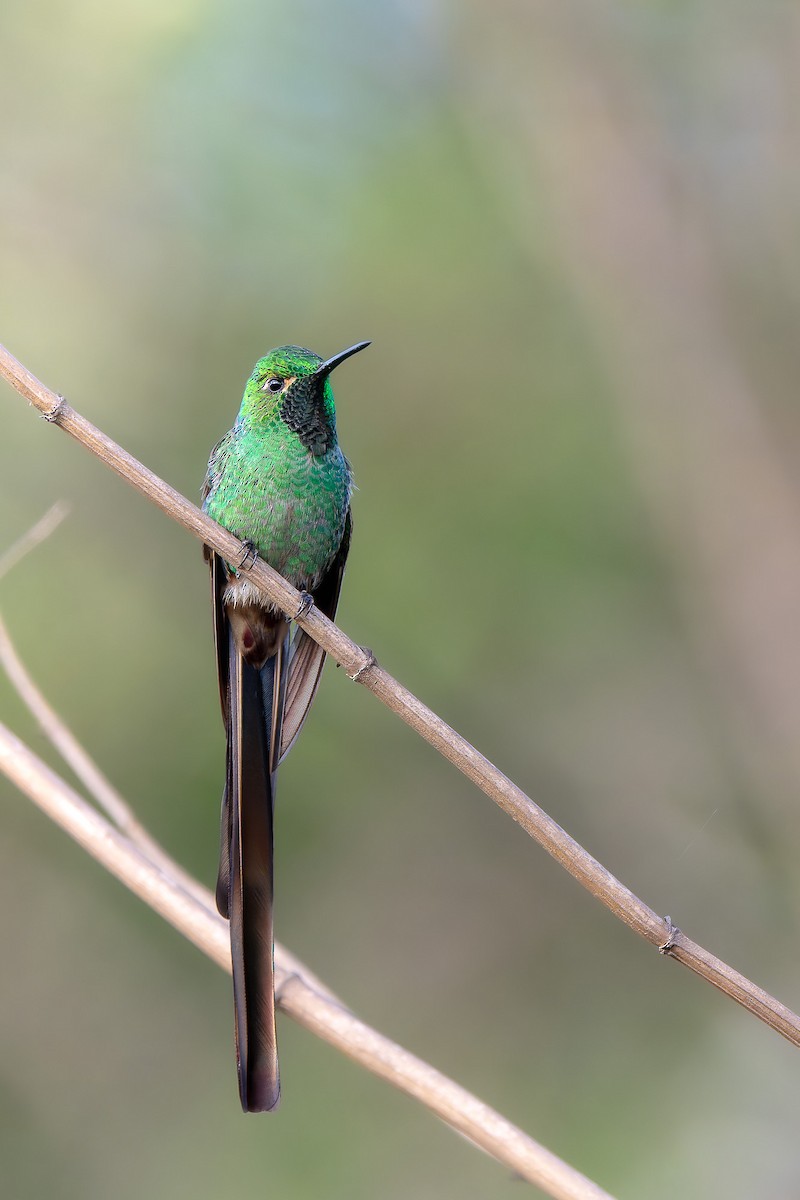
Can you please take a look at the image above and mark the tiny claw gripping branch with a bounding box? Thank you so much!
[237,539,259,570]
[294,591,314,620]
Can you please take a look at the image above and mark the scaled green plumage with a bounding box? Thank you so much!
[203,346,353,591]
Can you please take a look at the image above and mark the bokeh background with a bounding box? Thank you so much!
[3,2,800,1197]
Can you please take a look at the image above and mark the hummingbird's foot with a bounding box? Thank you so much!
[294,591,314,620]
[238,540,259,571]
[658,915,681,955]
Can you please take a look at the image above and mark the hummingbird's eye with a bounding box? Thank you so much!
[264,377,285,393]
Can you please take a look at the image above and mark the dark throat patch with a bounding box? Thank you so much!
[280,377,332,456]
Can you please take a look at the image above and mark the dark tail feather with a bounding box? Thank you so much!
[223,630,288,1112]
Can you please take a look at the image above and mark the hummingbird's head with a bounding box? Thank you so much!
[242,342,370,455]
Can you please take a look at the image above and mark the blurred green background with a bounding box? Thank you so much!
[3,2,800,1197]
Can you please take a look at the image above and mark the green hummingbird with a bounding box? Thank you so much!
[202,340,370,1111]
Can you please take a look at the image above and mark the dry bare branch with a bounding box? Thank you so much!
[2,343,799,1047]
[0,608,211,903]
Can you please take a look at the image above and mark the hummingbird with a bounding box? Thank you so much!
[202,340,370,1111]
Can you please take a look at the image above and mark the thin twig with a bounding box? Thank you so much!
[2,343,799,1047]
[0,721,614,1200]
[0,505,205,904]
[0,608,210,903]
[0,500,69,581]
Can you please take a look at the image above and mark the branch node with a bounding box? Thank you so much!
[658,915,681,956]
[43,394,67,424]
[274,970,301,1005]
[348,648,377,683]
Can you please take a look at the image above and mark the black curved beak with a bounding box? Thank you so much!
[314,340,371,380]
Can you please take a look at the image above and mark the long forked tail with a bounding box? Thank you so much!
[221,630,288,1112]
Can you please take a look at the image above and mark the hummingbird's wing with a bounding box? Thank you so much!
[206,549,235,915]
[207,548,230,720]
[280,508,352,761]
